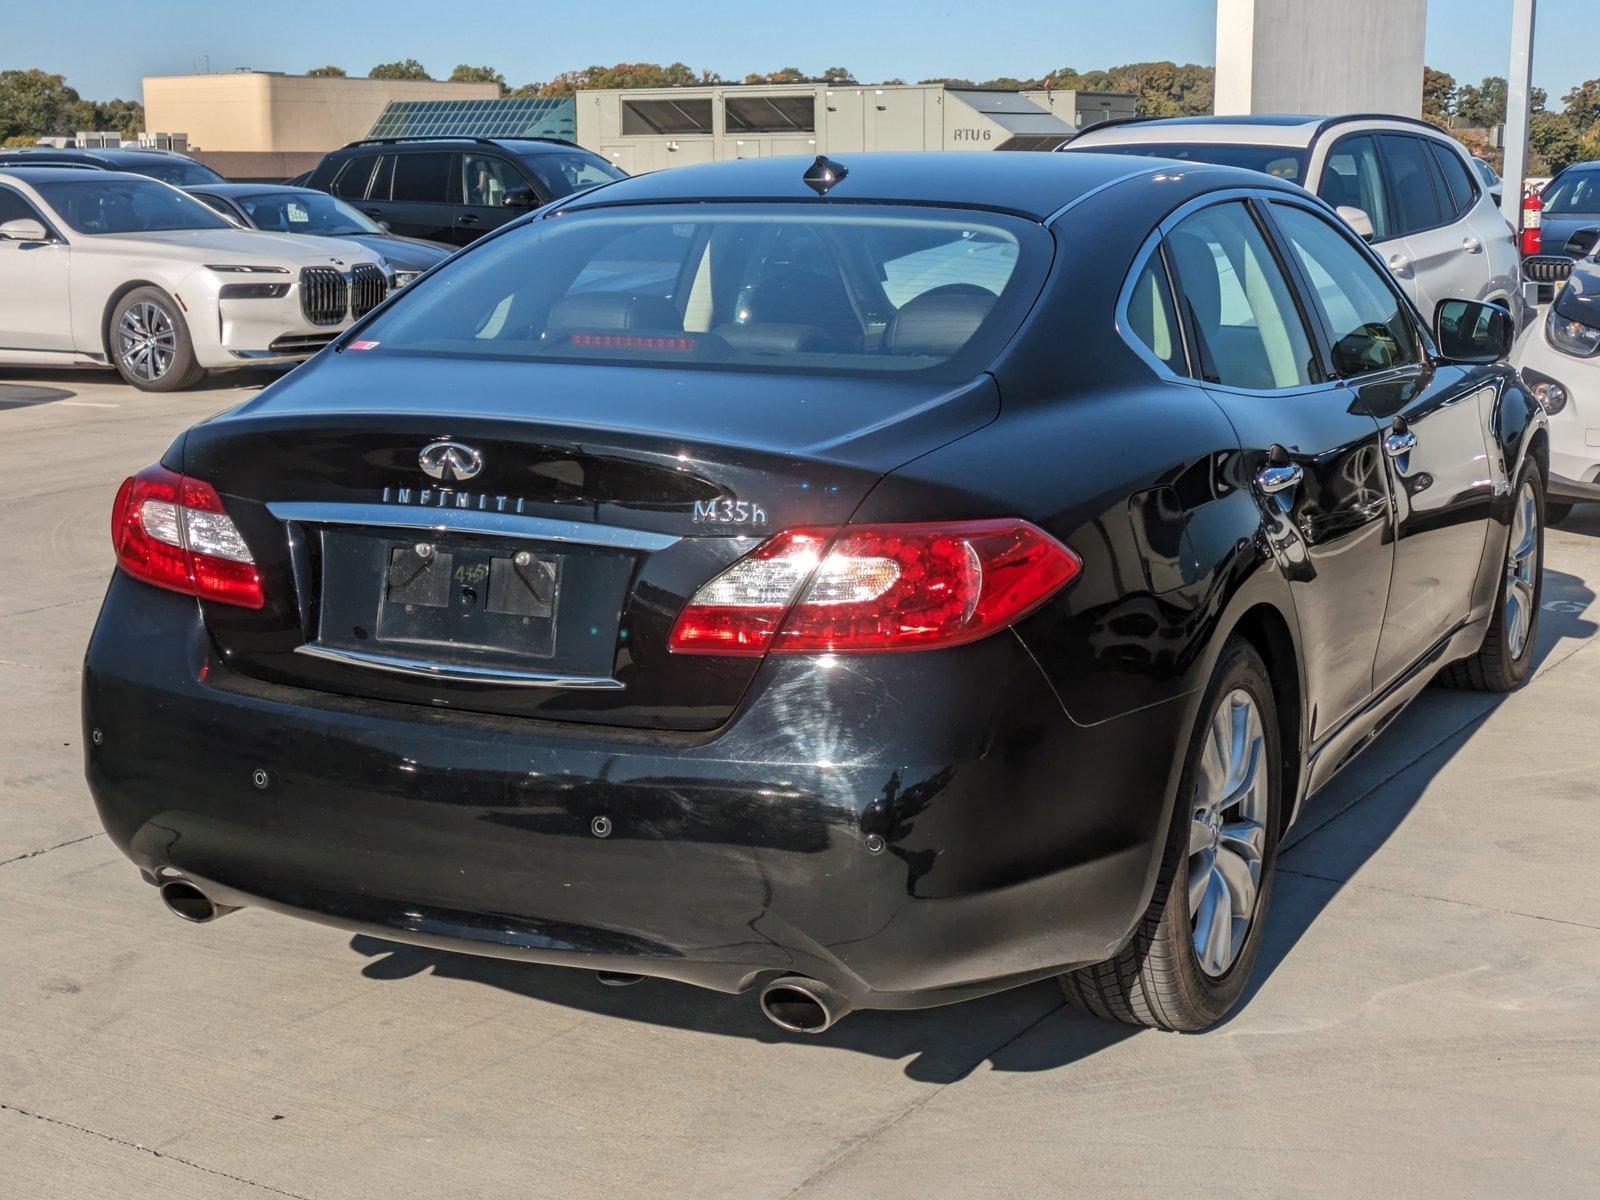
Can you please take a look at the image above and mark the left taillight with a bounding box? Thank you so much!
[110,464,263,609]
[668,518,1080,656]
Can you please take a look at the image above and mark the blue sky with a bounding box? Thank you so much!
[7,0,1594,104]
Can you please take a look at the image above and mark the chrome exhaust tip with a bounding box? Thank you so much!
[158,879,236,924]
[758,976,852,1034]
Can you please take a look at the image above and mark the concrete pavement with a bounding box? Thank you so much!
[3,367,1599,1199]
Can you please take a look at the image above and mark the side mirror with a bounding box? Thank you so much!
[1563,227,1600,259]
[1434,298,1514,364]
[1336,206,1376,242]
[503,185,540,209]
[0,218,49,242]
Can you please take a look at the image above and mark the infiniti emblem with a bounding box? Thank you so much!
[418,440,485,483]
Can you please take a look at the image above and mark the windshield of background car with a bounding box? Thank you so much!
[1084,141,1307,182]
[519,151,628,198]
[35,178,235,234]
[235,190,380,235]
[126,158,227,186]
[352,203,1051,380]
[1543,168,1600,215]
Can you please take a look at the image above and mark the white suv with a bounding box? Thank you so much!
[1065,115,1523,325]
[0,167,391,391]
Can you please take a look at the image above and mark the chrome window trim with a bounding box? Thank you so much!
[293,644,624,690]
[265,501,681,552]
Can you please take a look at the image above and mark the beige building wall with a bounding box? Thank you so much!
[142,73,502,153]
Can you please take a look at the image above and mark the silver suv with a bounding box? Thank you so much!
[1065,115,1522,324]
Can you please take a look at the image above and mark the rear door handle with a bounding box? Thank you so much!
[1384,429,1418,457]
[458,214,481,226]
[1462,236,1484,253]
[1386,253,1413,275]
[361,208,382,219]
[1255,462,1304,495]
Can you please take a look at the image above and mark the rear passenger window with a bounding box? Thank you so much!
[391,153,456,204]
[1164,203,1319,391]
[1426,141,1477,220]
[1318,135,1392,241]
[1125,254,1185,375]
[1380,135,1443,235]
[329,156,375,200]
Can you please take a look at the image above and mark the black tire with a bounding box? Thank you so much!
[1439,459,1544,692]
[110,287,206,392]
[1059,638,1282,1032]
[1546,501,1573,527]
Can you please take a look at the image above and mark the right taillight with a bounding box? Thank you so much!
[669,519,1080,656]
[111,464,263,608]
[1522,188,1543,256]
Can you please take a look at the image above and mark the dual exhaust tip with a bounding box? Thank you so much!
[156,881,851,1033]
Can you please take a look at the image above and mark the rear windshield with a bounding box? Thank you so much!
[35,178,234,234]
[1082,141,1307,183]
[1543,167,1600,215]
[350,203,1051,380]
[122,156,226,186]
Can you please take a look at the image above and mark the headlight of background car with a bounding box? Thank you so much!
[1548,276,1600,357]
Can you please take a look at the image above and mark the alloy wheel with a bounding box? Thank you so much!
[117,302,177,382]
[1189,687,1269,977]
[1504,480,1539,662]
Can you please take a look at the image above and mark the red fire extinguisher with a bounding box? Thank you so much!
[1521,187,1543,256]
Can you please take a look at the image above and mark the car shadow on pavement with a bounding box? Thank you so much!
[0,381,77,410]
[343,566,1596,1081]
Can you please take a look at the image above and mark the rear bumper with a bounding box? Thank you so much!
[1549,471,1600,503]
[83,575,1189,1011]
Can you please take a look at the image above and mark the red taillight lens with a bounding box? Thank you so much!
[111,464,263,608]
[669,519,1079,656]
[1522,190,1543,256]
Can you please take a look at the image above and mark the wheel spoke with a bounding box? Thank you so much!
[1188,849,1214,912]
[1214,844,1259,919]
[1189,817,1214,856]
[1219,817,1264,863]
[1194,870,1232,974]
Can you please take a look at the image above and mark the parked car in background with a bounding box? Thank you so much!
[1527,162,1600,261]
[1064,115,1523,325]
[0,146,225,186]
[0,168,391,390]
[84,152,1545,1037]
[1513,255,1600,523]
[185,183,451,286]
[302,136,627,246]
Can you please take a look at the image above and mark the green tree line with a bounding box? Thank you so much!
[1423,67,1600,174]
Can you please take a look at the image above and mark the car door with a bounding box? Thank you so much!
[369,151,458,243]
[1160,198,1393,738]
[0,184,73,353]
[455,151,534,244]
[1379,132,1486,320]
[1266,197,1495,688]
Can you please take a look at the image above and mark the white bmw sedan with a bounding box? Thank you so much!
[0,168,392,391]
[1512,256,1600,524]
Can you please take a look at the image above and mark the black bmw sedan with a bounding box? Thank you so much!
[84,152,1547,1034]
[184,183,452,285]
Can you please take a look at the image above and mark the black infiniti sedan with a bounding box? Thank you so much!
[184,183,452,285]
[85,152,1547,1034]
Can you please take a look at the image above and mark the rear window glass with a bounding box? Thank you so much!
[122,156,225,186]
[352,203,1050,380]
[1543,168,1600,216]
[1082,142,1307,182]
[519,151,627,199]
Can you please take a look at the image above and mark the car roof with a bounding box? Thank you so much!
[337,137,583,155]
[554,151,1215,222]
[0,166,151,184]
[1071,113,1442,149]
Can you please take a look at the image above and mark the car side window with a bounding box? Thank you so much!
[391,153,456,205]
[1317,135,1392,241]
[1426,141,1477,220]
[1163,202,1319,391]
[1270,203,1422,378]
[463,154,524,207]
[0,186,40,224]
[1379,134,1443,235]
[329,156,376,200]
[1125,252,1185,375]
